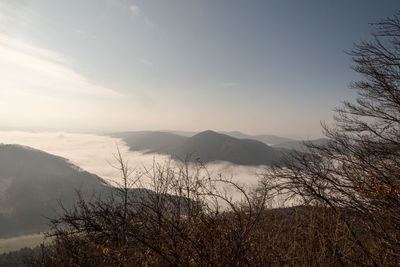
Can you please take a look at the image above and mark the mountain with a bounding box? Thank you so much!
[0,144,110,238]
[110,130,296,146]
[174,130,286,165]
[221,131,295,146]
[112,130,286,166]
[273,138,330,151]
[110,131,187,154]
[166,130,197,137]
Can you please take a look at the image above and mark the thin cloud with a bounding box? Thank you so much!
[130,4,140,15]
[0,34,67,64]
[0,33,123,98]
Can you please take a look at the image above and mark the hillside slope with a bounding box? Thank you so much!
[222,131,295,145]
[0,144,109,238]
[110,131,187,154]
[273,138,330,151]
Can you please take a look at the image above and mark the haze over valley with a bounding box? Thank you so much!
[0,130,297,185]
[0,129,304,244]
[1,1,399,265]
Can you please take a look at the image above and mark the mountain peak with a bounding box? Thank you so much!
[193,130,230,138]
[191,130,236,142]
[197,130,218,135]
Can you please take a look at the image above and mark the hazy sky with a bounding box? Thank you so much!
[0,1,398,138]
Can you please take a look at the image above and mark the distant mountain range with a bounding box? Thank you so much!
[163,130,296,145]
[165,130,330,152]
[111,130,288,166]
[221,131,295,146]
[273,138,330,151]
[0,144,110,238]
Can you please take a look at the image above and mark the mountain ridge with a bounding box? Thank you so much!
[221,131,295,145]
[111,130,287,166]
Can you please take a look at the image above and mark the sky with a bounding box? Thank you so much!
[0,0,399,139]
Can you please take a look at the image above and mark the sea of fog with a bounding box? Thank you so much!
[0,131,274,202]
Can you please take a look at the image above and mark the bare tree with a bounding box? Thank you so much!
[36,155,269,266]
[265,12,400,266]
[31,12,400,267]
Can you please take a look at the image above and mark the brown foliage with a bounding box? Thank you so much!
[33,156,394,266]
[35,156,270,266]
[31,12,400,267]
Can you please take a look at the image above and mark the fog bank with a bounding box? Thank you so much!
[0,131,268,192]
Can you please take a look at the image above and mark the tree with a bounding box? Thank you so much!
[31,11,400,267]
[36,155,269,266]
[265,12,400,266]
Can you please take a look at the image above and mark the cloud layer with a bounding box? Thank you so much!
[0,131,268,201]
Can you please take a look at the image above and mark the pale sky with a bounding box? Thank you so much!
[0,0,398,139]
